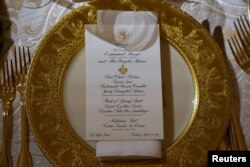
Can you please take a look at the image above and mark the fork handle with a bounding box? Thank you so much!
[229,104,247,150]
[0,100,12,167]
[17,92,33,167]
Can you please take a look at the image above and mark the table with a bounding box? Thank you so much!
[0,0,248,166]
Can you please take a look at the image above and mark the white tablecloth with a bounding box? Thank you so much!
[0,0,248,166]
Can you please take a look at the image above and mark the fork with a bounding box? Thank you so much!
[14,47,33,167]
[228,15,250,73]
[228,15,249,150]
[0,59,16,167]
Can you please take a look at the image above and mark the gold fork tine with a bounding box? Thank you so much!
[229,36,249,62]
[14,46,18,77]
[236,17,249,45]
[237,15,250,36]
[27,47,31,65]
[228,14,250,73]
[3,60,6,86]
[22,47,27,74]
[235,15,250,47]
[228,37,245,67]
[3,61,12,88]
[6,61,10,87]
[10,60,15,87]
[18,47,23,75]
[242,15,250,35]
[243,15,250,34]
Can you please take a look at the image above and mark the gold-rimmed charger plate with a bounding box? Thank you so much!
[26,0,231,166]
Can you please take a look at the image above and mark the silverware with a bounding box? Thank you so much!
[14,47,33,167]
[202,20,232,151]
[228,15,250,73]
[228,15,249,150]
[0,59,16,167]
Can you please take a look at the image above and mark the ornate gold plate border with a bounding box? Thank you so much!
[26,0,231,166]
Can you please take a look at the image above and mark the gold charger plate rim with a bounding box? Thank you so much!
[26,0,231,166]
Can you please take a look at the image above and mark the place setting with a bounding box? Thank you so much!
[0,0,249,166]
[25,0,231,166]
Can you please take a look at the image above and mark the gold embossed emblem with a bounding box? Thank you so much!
[116,30,128,42]
[119,65,128,75]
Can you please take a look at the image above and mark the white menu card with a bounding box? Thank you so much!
[85,20,163,141]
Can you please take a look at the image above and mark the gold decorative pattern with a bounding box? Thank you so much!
[118,65,128,75]
[117,30,129,42]
[26,0,231,166]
